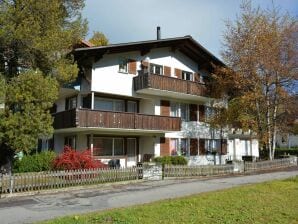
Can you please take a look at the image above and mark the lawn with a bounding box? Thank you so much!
[40,176,298,224]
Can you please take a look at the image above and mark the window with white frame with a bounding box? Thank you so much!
[182,71,193,81]
[119,58,128,73]
[150,63,163,75]
[93,137,124,156]
[205,139,221,153]
[170,102,179,117]
[170,138,179,156]
[170,138,189,156]
[170,102,189,121]
[180,103,189,121]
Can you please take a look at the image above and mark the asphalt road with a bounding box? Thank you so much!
[0,169,297,224]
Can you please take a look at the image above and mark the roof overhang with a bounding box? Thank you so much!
[74,36,225,69]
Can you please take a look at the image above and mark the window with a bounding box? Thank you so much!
[65,96,77,110]
[93,137,124,156]
[182,71,193,81]
[205,106,217,121]
[205,139,221,154]
[150,63,163,75]
[119,58,128,73]
[127,101,137,113]
[180,103,189,121]
[114,100,125,112]
[94,98,125,112]
[170,102,179,117]
[170,139,178,156]
[127,138,136,157]
[64,136,76,149]
[170,102,189,121]
[180,139,188,156]
[114,138,124,155]
[170,138,189,156]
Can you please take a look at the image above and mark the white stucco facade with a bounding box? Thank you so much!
[51,37,260,167]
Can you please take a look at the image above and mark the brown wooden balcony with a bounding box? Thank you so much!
[53,108,181,131]
[134,73,208,97]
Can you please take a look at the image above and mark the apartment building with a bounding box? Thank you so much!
[51,34,259,167]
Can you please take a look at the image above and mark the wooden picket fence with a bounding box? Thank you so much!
[1,157,296,195]
[0,167,141,194]
[244,157,297,172]
[164,164,234,178]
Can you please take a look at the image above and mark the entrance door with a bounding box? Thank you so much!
[127,138,137,167]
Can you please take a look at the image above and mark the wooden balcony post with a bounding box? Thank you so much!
[91,91,94,110]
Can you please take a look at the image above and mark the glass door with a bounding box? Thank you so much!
[127,138,137,166]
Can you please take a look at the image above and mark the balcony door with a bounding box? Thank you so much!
[127,138,137,166]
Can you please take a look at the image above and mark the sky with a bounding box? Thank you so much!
[82,0,298,60]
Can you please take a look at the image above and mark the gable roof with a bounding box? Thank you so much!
[74,36,225,68]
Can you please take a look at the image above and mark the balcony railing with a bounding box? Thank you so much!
[53,108,181,131]
[133,73,208,97]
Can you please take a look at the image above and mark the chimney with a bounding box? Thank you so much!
[157,26,161,40]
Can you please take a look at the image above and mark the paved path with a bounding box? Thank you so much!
[0,170,297,224]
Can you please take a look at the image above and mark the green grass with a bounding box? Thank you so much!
[40,176,298,224]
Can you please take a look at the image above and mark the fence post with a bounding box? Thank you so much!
[0,172,2,198]
[137,163,143,180]
[162,163,165,180]
[9,173,14,194]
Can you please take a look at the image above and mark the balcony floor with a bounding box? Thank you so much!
[53,127,173,136]
[136,88,211,102]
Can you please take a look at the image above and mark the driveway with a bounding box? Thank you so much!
[0,169,297,224]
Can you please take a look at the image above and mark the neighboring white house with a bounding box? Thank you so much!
[47,32,259,167]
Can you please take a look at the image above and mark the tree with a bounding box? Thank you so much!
[2,70,58,153]
[211,1,298,160]
[88,31,109,46]
[0,0,87,163]
[0,0,87,82]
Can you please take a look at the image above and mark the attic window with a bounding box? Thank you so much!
[182,71,193,81]
[150,63,163,75]
[119,58,128,73]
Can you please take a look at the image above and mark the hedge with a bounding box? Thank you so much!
[153,156,188,165]
[13,151,56,173]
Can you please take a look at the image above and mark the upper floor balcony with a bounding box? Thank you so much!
[133,72,209,101]
[53,108,181,133]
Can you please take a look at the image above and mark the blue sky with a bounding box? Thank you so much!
[83,0,297,59]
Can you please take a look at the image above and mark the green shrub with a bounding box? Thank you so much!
[13,151,56,173]
[153,156,188,165]
[275,147,298,157]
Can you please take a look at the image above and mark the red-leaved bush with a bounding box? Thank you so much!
[53,146,107,170]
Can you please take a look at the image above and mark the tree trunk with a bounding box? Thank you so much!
[266,85,273,160]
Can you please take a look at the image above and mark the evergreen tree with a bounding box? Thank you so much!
[0,0,87,163]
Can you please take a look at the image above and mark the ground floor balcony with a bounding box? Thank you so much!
[53,108,181,133]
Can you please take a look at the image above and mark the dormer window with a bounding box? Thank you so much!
[150,63,163,75]
[182,71,193,81]
[119,58,128,73]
